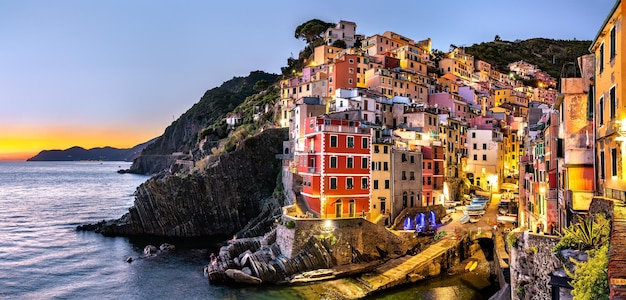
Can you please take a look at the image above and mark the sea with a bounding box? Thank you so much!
[0,161,497,300]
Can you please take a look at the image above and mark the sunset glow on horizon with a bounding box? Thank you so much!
[0,125,159,161]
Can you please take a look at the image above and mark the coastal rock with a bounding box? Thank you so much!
[144,245,158,256]
[95,128,288,238]
[428,262,441,277]
[159,243,175,252]
[225,269,262,285]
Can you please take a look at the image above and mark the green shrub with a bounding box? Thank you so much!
[506,232,518,248]
[285,220,295,229]
[567,244,609,300]
[553,212,611,253]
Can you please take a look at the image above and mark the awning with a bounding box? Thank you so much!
[501,183,518,191]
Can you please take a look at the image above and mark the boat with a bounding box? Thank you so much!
[464,261,473,271]
[465,204,485,211]
[469,217,480,223]
[459,215,470,224]
[441,215,452,224]
[468,261,478,272]
[464,209,485,216]
[497,214,518,223]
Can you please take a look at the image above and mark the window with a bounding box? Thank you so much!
[483,154,487,161]
[373,180,379,189]
[330,156,337,168]
[599,43,604,73]
[483,143,487,150]
[330,178,337,189]
[384,180,390,189]
[361,177,368,189]
[410,155,415,163]
[362,137,369,149]
[402,171,407,180]
[330,135,338,147]
[402,153,407,162]
[610,86,616,119]
[428,162,432,169]
[612,148,618,177]
[374,145,380,153]
[599,96,605,125]
[472,132,476,138]
[384,162,389,171]
[347,177,354,189]
[611,26,617,59]
[362,157,368,169]
[347,157,354,168]
[410,171,415,180]
[474,154,478,160]
[347,136,354,148]
[473,143,477,150]
[384,146,388,154]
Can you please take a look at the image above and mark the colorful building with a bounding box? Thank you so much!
[299,115,371,219]
[591,0,626,202]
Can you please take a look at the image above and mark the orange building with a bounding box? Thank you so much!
[328,54,359,95]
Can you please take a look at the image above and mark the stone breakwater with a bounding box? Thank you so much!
[205,216,479,299]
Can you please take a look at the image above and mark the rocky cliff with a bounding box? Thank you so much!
[125,71,279,174]
[93,128,288,238]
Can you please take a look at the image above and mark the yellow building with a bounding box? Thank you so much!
[370,128,393,224]
[591,0,626,200]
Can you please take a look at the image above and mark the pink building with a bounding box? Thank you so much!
[428,92,472,120]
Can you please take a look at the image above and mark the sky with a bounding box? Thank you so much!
[0,0,617,160]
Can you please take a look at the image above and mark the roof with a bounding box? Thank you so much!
[590,0,621,52]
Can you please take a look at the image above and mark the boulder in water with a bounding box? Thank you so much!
[160,243,175,252]
[144,245,158,256]
[225,269,262,285]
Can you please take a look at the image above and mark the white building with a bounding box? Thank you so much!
[465,128,503,192]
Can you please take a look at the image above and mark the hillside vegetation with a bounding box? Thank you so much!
[139,71,279,157]
[464,38,592,78]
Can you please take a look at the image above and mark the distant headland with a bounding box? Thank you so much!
[27,138,156,162]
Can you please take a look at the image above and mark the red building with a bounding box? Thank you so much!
[299,115,371,218]
[421,146,434,206]
[329,54,359,95]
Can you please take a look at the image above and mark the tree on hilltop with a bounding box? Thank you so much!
[294,19,335,45]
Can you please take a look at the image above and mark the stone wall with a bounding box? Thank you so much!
[277,217,406,265]
[509,231,562,300]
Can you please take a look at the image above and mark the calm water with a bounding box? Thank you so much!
[0,161,495,299]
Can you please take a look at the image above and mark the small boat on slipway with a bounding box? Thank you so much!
[459,215,470,224]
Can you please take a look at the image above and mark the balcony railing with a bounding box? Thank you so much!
[316,124,370,134]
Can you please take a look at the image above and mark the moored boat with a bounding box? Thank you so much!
[459,215,470,224]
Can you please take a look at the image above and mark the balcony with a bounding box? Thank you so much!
[315,124,370,134]
[307,167,320,174]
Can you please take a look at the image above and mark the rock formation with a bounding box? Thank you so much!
[124,71,280,174]
[90,128,288,238]
[205,228,336,284]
